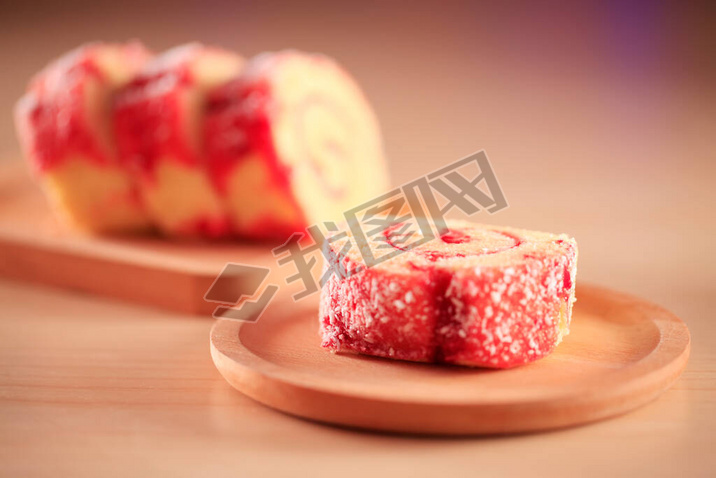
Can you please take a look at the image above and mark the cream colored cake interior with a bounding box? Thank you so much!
[42,156,150,232]
[223,153,303,231]
[271,55,389,226]
[142,159,226,232]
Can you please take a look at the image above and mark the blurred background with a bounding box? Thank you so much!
[0,0,714,333]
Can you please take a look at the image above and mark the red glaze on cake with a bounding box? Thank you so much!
[114,44,244,238]
[205,50,389,240]
[320,221,578,368]
[14,42,152,232]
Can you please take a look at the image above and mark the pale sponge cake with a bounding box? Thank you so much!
[14,42,152,232]
[205,51,389,239]
[320,221,578,368]
[113,44,245,238]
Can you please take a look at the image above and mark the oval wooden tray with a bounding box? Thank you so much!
[210,284,690,435]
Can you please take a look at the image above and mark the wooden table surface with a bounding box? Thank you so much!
[0,277,712,478]
[1,2,714,477]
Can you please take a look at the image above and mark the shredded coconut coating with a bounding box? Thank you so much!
[319,220,578,368]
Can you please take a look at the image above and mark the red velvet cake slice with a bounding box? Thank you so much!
[113,44,244,238]
[15,42,152,232]
[205,50,389,240]
[320,221,578,368]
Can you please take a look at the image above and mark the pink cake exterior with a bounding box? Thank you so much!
[319,221,578,368]
[113,44,244,238]
[204,51,389,240]
[14,42,153,233]
[16,42,151,172]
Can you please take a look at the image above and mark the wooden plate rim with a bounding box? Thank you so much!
[209,283,690,433]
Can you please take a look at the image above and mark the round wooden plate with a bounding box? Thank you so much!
[210,284,690,435]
